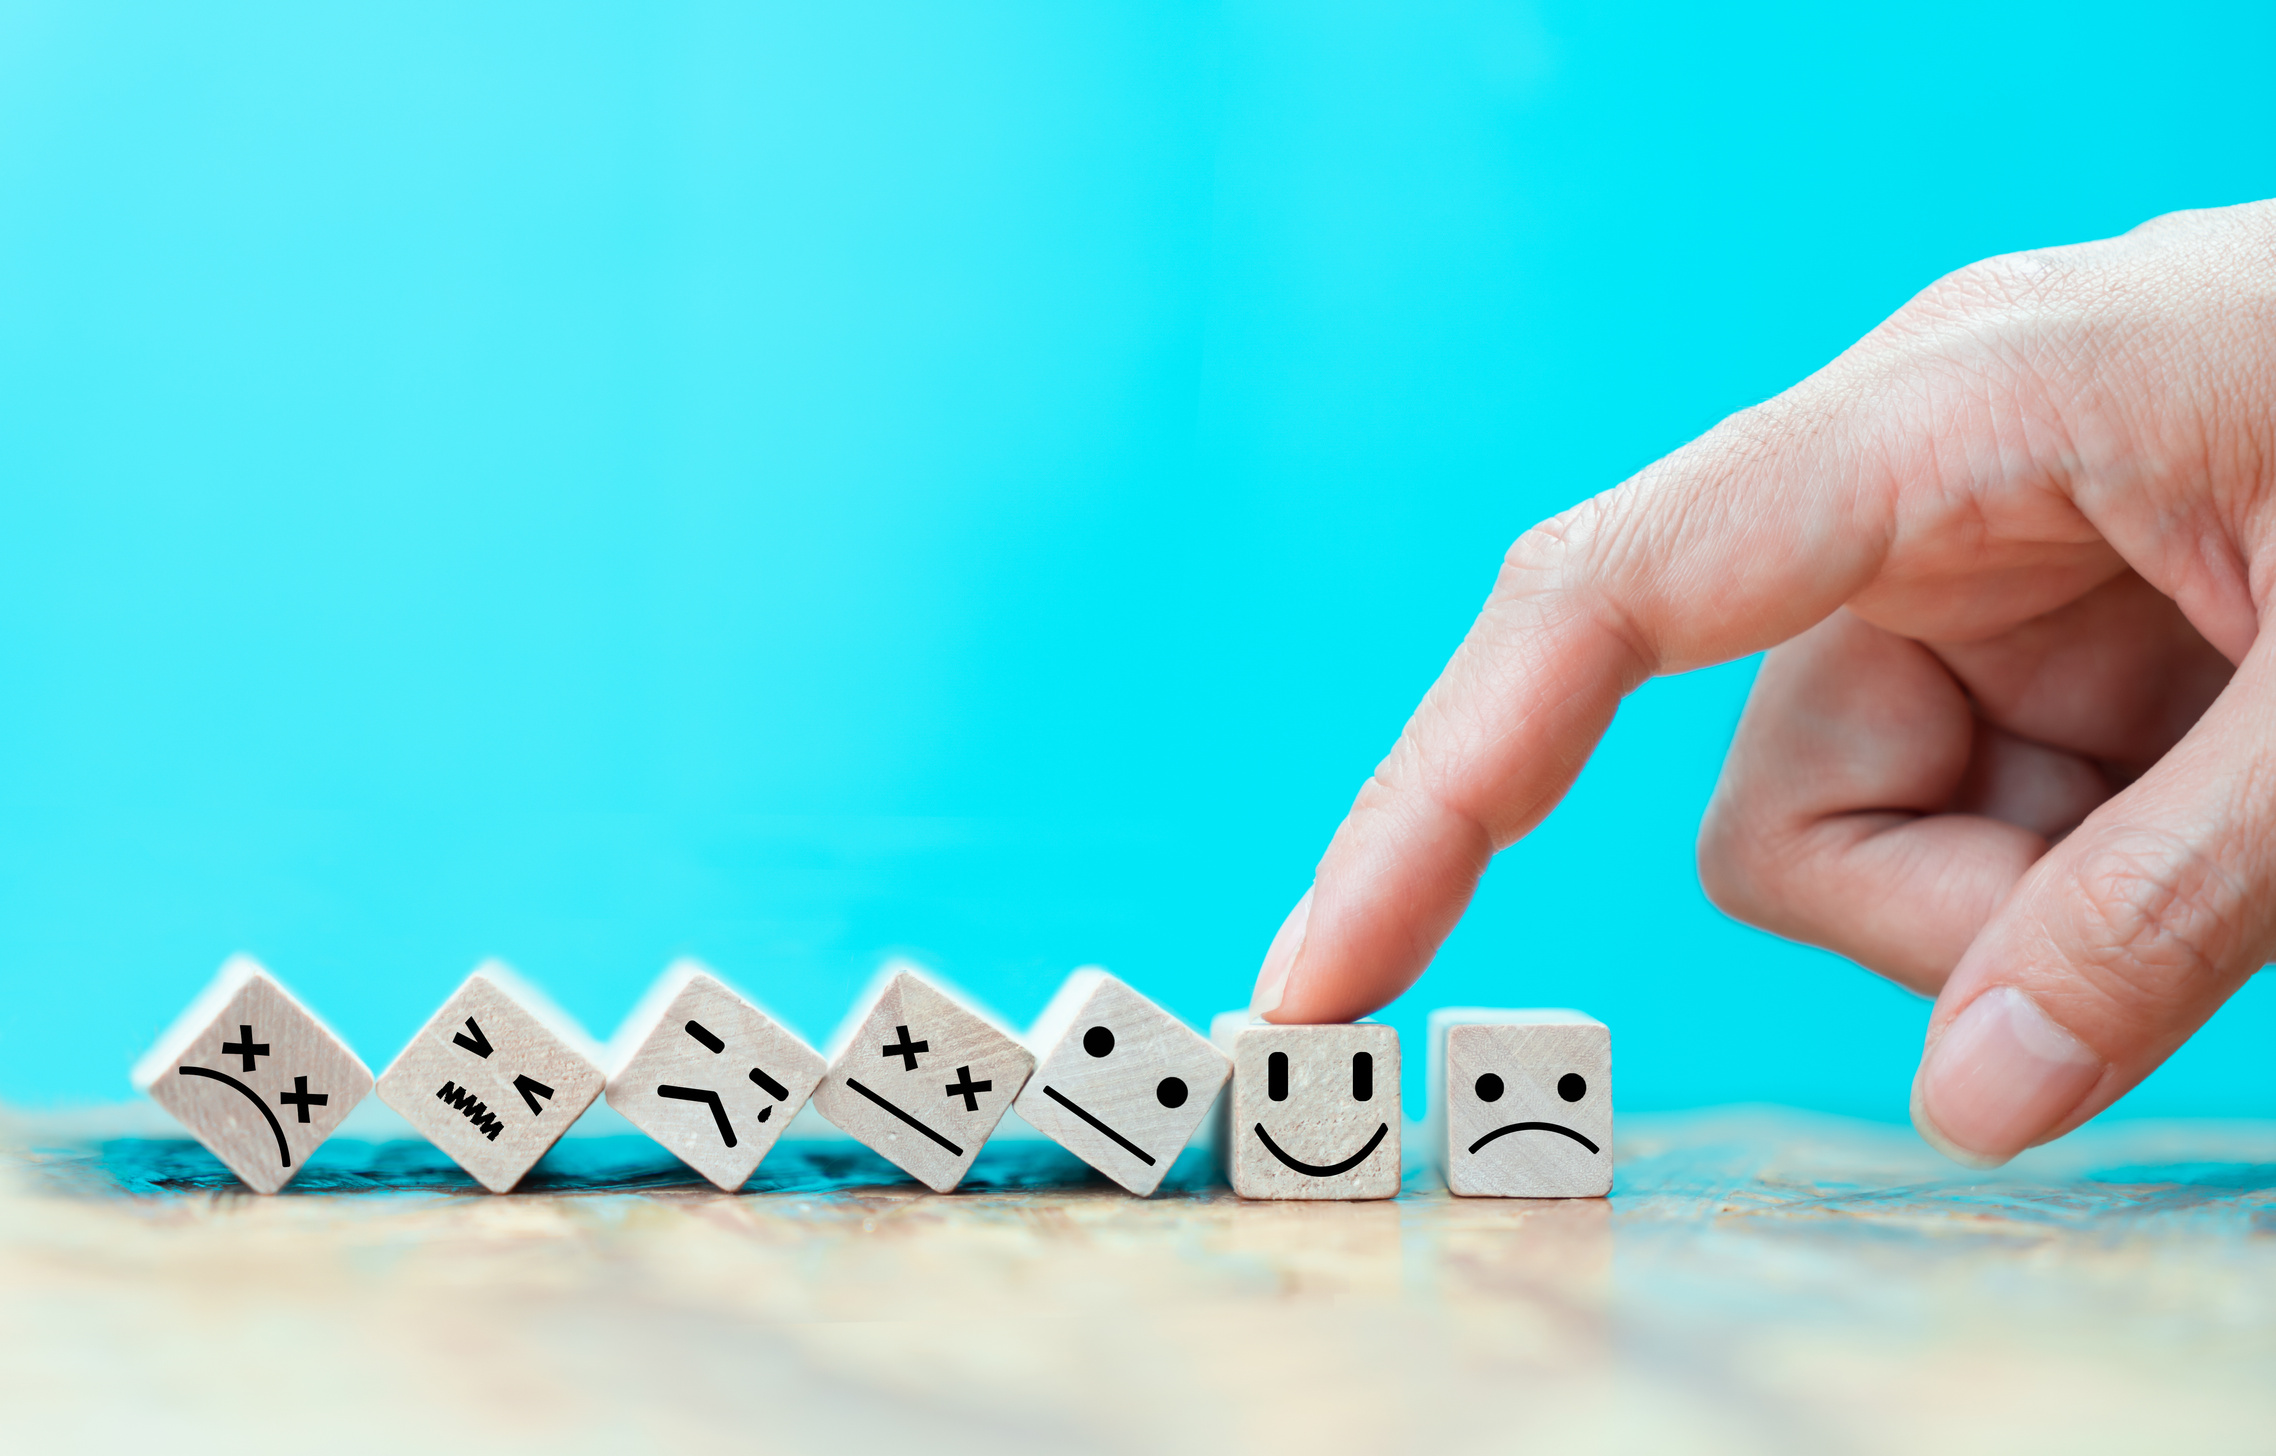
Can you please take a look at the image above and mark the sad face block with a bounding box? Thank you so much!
[1014,969,1229,1196]
[133,956,373,1194]
[1211,1014,1401,1200]
[808,969,1034,1193]
[1431,1009,1611,1198]
[376,962,607,1192]
[603,960,826,1191]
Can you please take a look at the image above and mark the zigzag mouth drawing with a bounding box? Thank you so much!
[1252,1122,1388,1178]
[435,1080,505,1141]
[179,1065,291,1168]
[1467,1121,1600,1155]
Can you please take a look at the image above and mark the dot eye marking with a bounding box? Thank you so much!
[1474,1072,1504,1102]
[1558,1073,1587,1102]
[1083,1026,1115,1058]
[1156,1076,1188,1108]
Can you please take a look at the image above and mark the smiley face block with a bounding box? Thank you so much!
[1211,1014,1401,1200]
[376,962,606,1192]
[808,969,1034,1193]
[133,956,373,1194]
[1431,1009,1611,1198]
[1014,969,1229,1196]
[604,960,826,1191]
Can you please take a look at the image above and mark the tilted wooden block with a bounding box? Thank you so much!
[603,960,826,1191]
[1211,1013,1401,1200]
[808,967,1033,1193]
[1430,1008,1612,1198]
[1014,969,1228,1196]
[375,962,606,1192]
[133,956,373,1194]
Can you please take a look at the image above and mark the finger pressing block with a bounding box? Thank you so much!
[134,955,373,1194]
[376,962,606,1193]
[1430,1008,1612,1198]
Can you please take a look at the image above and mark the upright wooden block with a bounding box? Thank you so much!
[133,956,373,1194]
[603,959,826,1191]
[1211,1013,1401,1200]
[808,967,1033,1193]
[1013,969,1229,1196]
[1431,1008,1612,1198]
[375,962,606,1193]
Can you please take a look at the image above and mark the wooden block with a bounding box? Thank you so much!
[374,962,606,1193]
[602,959,826,1191]
[1430,1008,1612,1198]
[1210,1013,1401,1200]
[1012,969,1229,1196]
[808,967,1033,1193]
[132,955,374,1194]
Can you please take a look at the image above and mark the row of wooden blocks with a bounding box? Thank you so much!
[134,957,1613,1200]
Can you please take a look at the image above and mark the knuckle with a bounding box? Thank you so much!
[2057,830,2246,1006]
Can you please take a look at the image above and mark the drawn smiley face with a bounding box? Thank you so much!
[1215,1019,1401,1200]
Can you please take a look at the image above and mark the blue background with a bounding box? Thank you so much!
[3,1,2271,1117]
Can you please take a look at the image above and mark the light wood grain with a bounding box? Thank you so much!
[603,961,826,1192]
[374,963,605,1193]
[807,969,1034,1193]
[1212,1014,1400,1200]
[133,956,372,1194]
[1430,1008,1612,1198]
[1014,969,1228,1196]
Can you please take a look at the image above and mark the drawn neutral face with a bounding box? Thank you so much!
[1215,1019,1402,1201]
[1437,1014,1611,1199]
[1016,971,1230,1196]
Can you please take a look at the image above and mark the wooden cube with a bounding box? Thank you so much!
[375,962,606,1193]
[1430,1008,1612,1198]
[1211,1013,1400,1200]
[603,960,826,1191]
[1014,969,1228,1196]
[133,956,373,1194]
[808,967,1033,1193]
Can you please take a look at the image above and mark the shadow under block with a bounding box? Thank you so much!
[603,961,826,1192]
[1211,1014,1401,1200]
[809,970,1034,1193]
[376,964,606,1193]
[133,955,373,1194]
[1431,1008,1612,1198]
[1014,969,1229,1196]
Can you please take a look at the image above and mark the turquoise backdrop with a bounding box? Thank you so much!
[3,1,2272,1117]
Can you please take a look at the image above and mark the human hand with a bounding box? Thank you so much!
[1249,200,2276,1166]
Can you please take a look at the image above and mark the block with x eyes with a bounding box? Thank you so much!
[1430,1008,1612,1198]
[807,967,1034,1193]
[134,955,373,1193]
[375,962,607,1193]
[603,960,826,1191]
[1014,969,1229,1196]
[1211,1013,1401,1200]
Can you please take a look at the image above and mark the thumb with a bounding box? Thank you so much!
[1913,631,2276,1167]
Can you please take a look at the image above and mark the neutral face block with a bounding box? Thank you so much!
[604,964,826,1191]
[1014,970,1229,1196]
[1434,1010,1612,1198]
[1213,1016,1401,1200]
[136,957,373,1194]
[376,965,606,1193]
[808,970,1034,1193]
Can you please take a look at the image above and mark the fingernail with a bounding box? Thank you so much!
[1912,986,2103,1168]
[1250,888,1314,1019]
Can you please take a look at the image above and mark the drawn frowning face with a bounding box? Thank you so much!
[1438,1016,1612,1199]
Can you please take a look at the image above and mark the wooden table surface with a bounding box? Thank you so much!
[6,1107,2274,1455]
